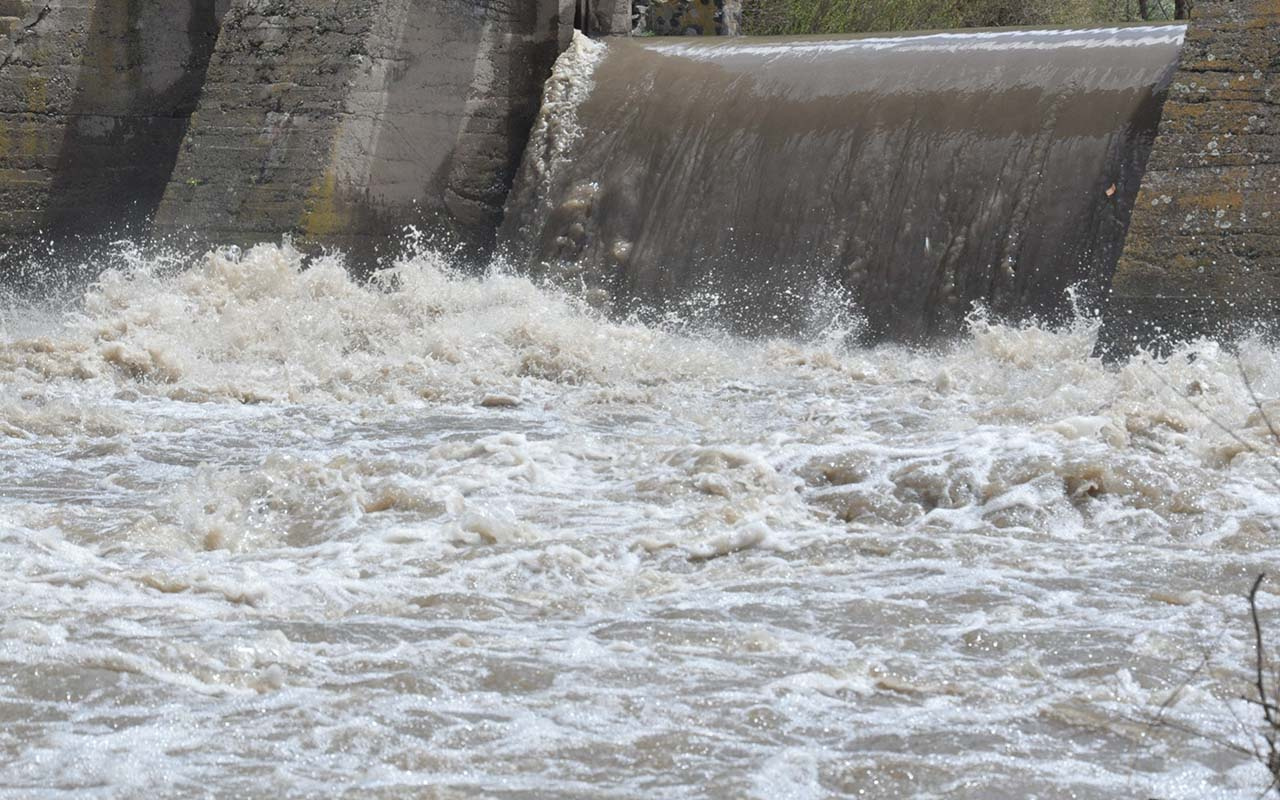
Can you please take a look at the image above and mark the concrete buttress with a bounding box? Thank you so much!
[0,0,230,261]
[152,0,571,261]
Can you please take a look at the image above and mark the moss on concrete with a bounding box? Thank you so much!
[156,0,567,262]
[300,169,349,240]
[0,0,230,260]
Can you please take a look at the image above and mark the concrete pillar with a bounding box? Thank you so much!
[0,0,228,259]
[579,0,632,35]
[154,0,568,261]
[1103,0,1280,348]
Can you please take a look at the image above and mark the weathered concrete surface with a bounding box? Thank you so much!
[154,0,571,261]
[645,0,741,35]
[580,0,632,35]
[0,0,228,257]
[1104,0,1280,347]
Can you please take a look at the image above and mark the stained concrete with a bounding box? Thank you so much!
[153,0,571,262]
[580,0,632,35]
[1103,0,1280,348]
[0,0,229,259]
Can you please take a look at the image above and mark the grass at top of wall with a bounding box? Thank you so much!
[739,0,1182,35]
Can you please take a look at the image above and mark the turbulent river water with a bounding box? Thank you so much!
[2,242,1280,798]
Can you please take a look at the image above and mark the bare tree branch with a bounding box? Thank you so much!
[1238,360,1280,449]
[1141,365,1280,487]
[1248,574,1280,790]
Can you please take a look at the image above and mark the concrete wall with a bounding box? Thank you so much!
[0,0,228,257]
[578,0,632,35]
[153,0,571,261]
[1103,0,1280,348]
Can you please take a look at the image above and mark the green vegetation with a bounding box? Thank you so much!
[739,0,1191,35]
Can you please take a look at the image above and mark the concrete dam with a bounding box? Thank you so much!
[0,0,1277,344]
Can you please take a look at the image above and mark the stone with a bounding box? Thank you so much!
[645,0,742,36]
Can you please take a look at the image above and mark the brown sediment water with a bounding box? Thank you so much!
[2,240,1279,797]
[501,26,1186,340]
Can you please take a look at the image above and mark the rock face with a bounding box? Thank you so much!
[644,0,741,35]
[1103,0,1280,348]
[0,0,229,257]
[153,0,572,261]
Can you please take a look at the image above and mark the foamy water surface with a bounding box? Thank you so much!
[2,242,1279,798]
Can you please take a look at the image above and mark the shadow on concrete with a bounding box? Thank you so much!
[43,0,228,249]
[327,0,564,266]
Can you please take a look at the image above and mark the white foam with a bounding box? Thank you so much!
[1,242,1277,797]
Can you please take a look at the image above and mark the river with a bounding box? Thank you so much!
[2,241,1278,797]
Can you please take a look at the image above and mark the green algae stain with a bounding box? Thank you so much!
[300,170,350,238]
[23,75,47,113]
[20,120,41,157]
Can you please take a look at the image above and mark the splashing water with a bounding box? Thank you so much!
[2,241,1280,798]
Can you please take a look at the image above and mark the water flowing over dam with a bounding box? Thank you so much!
[502,26,1186,339]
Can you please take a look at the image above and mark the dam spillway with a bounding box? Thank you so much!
[1,3,1271,346]
[502,26,1187,340]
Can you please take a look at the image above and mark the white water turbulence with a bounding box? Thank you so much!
[3,241,1280,799]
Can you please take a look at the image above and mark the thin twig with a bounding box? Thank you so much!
[1257,775,1280,800]
[1123,711,1259,758]
[1227,689,1270,765]
[1248,573,1280,792]
[1243,697,1280,722]
[1153,648,1213,722]
[1141,364,1280,486]
[1251,575,1273,727]
[1238,360,1280,449]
